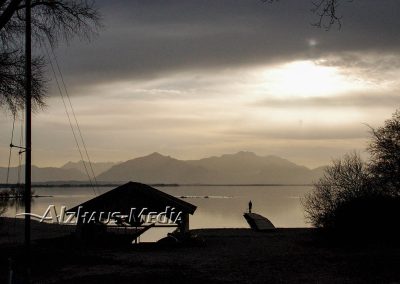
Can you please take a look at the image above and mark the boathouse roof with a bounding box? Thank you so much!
[67,182,197,216]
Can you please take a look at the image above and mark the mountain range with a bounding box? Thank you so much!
[61,160,119,177]
[0,152,325,185]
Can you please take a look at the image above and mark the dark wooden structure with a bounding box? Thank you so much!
[244,213,275,231]
[67,182,197,243]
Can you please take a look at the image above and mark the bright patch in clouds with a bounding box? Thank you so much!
[260,60,372,98]
[307,39,318,47]
[1,56,395,168]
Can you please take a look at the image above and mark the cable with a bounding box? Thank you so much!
[17,113,24,185]
[43,42,98,196]
[49,46,100,191]
[6,114,16,185]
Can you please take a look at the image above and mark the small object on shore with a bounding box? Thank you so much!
[244,213,275,231]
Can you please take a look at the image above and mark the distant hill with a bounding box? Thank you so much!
[61,160,117,176]
[0,152,326,184]
[97,151,325,185]
[0,165,87,183]
[186,151,323,184]
[96,152,214,184]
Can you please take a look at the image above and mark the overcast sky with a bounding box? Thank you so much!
[1,0,400,168]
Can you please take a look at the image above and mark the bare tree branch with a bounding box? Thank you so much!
[0,0,22,30]
[311,0,348,30]
[0,0,101,113]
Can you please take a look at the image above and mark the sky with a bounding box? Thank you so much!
[1,0,400,168]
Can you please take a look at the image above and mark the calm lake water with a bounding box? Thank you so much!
[3,185,312,241]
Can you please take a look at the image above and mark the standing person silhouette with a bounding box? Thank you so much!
[248,200,252,213]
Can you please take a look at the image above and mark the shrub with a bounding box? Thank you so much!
[368,110,400,197]
[304,109,400,239]
[332,195,400,238]
[303,152,372,229]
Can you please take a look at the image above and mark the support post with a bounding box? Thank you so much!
[179,213,189,235]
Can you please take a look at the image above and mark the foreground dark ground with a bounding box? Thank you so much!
[1,218,400,283]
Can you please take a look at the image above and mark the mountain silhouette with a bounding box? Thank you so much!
[97,151,324,185]
[0,165,87,183]
[96,152,213,184]
[61,160,117,176]
[1,152,325,184]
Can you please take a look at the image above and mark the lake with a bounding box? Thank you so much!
[3,185,312,241]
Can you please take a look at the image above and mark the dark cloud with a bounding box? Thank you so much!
[48,0,400,90]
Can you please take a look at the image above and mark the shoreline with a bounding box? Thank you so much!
[0,183,313,188]
[1,217,399,283]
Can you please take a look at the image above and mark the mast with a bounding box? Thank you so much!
[24,0,31,256]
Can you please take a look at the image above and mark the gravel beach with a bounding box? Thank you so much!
[1,218,400,283]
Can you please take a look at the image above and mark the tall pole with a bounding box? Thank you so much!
[24,0,31,261]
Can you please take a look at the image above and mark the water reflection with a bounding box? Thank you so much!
[1,197,26,215]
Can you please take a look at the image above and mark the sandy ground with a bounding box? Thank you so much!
[1,217,400,283]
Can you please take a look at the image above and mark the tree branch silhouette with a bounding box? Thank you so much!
[0,0,101,114]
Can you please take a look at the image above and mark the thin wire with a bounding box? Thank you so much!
[43,43,97,196]
[18,113,24,184]
[45,43,97,195]
[44,44,97,195]
[6,114,16,185]
[49,46,100,191]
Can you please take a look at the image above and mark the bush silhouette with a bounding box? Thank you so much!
[333,195,400,239]
[304,153,372,229]
[368,110,400,197]
[304,109,400,239]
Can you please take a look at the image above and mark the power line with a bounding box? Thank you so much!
[6,113,16,185]
[43,42,98,196]
[49,46,100,192]
[18,113,24,184]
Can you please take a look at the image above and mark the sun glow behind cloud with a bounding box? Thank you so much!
[2,0,400,171]
[259,60,373,98]
[1,55,397,168]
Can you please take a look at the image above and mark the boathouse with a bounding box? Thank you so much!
[67,182,197,243]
